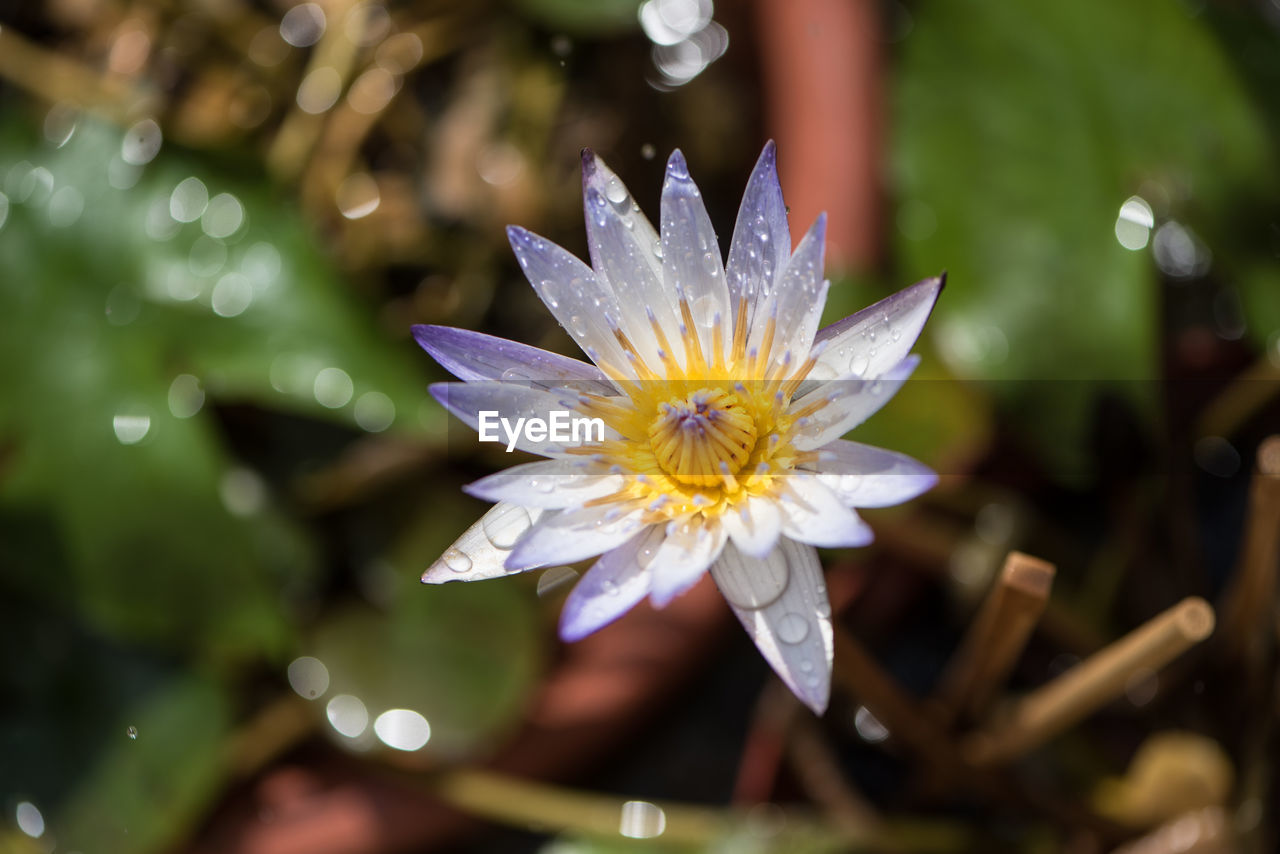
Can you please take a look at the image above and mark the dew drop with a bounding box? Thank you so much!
[701,251,720,276]
[604,176,628,205]
[568,315,587,337]
[442,548,472,572]
[483,505,531,549]
[848,354,869,377]
[602,579,619,595]
[776,612,810,644]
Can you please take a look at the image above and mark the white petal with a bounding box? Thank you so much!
[648,519,727,608]
[506,504,648,570]
[725,141,791,330]
[711,538,788,610]
[559,527,663,641]
[581,151,679,371]
[719,495,783,558]
[464,459,624,508]
[788,355,920,451]
[412,325,614,394]
[660,150,731,363]
[753,215,829,369]
[805,440,937,508]
[778,475,874,549]
[507,225,635,378]
[717,538,832,714]
[422,503,546,583]
[812,275,944,381]
[430,381,618,456]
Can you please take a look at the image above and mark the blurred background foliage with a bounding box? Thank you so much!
[0,0,1278,853]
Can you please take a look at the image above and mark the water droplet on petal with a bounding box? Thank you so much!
[442,548,472,572]
[776,612,809,644]
[483,505,531,549]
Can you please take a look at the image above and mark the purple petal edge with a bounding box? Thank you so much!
[816,272,946,343]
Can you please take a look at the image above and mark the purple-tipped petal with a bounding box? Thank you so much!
[778,475,874,549]
[464,460,623,509]
[559,527,662,641]
[413,325,614,393]
[750,214,828,369]
[507,225,633,377]
[788,355,921,450]
[422,503,546,583]
[506,504,648,571]
[648,519,727,608]
[725,141,791,330]
[720,495,783,558]
[430,381,618,456]
[715,538,832,714]
[581,152,680,370]
[813,274,945,380]
[805,440,938,508]
[660,149,731,361]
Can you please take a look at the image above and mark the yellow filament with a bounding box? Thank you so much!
[648,388,757,487]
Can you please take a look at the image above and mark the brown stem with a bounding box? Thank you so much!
[932,551,1055,727]
[1218,436,1280,665]
[964,598,1215,766]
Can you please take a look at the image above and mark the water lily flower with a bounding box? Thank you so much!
[415,142,942,713]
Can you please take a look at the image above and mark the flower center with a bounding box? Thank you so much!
[647,387,758,487]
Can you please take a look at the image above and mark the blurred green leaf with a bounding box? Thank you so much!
[0,114,439,654]
[510,0,641,37]
[310,584,544,757]
[1238,265,1280,352]
[307,494,545,756]
[894,0,1273,476]
[52,673,232,854]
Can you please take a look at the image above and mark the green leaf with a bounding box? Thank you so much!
[306,494,545,756]
[510,0,642,36]
[0,114,439,654]
[52,673,232,854]
[894,0,1272,476]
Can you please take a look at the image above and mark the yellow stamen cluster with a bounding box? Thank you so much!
[648,388,756,487]
[570,295,821,522]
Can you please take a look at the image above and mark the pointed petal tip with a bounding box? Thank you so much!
[505,224,532,252]
[580,147,598,180]
[420,564,454,584]
[410,323,436,352]
[800,687,830,716]
[558,615,593,644]
[427,382,449,407]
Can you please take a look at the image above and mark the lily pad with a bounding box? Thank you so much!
[894,0,1272,477]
